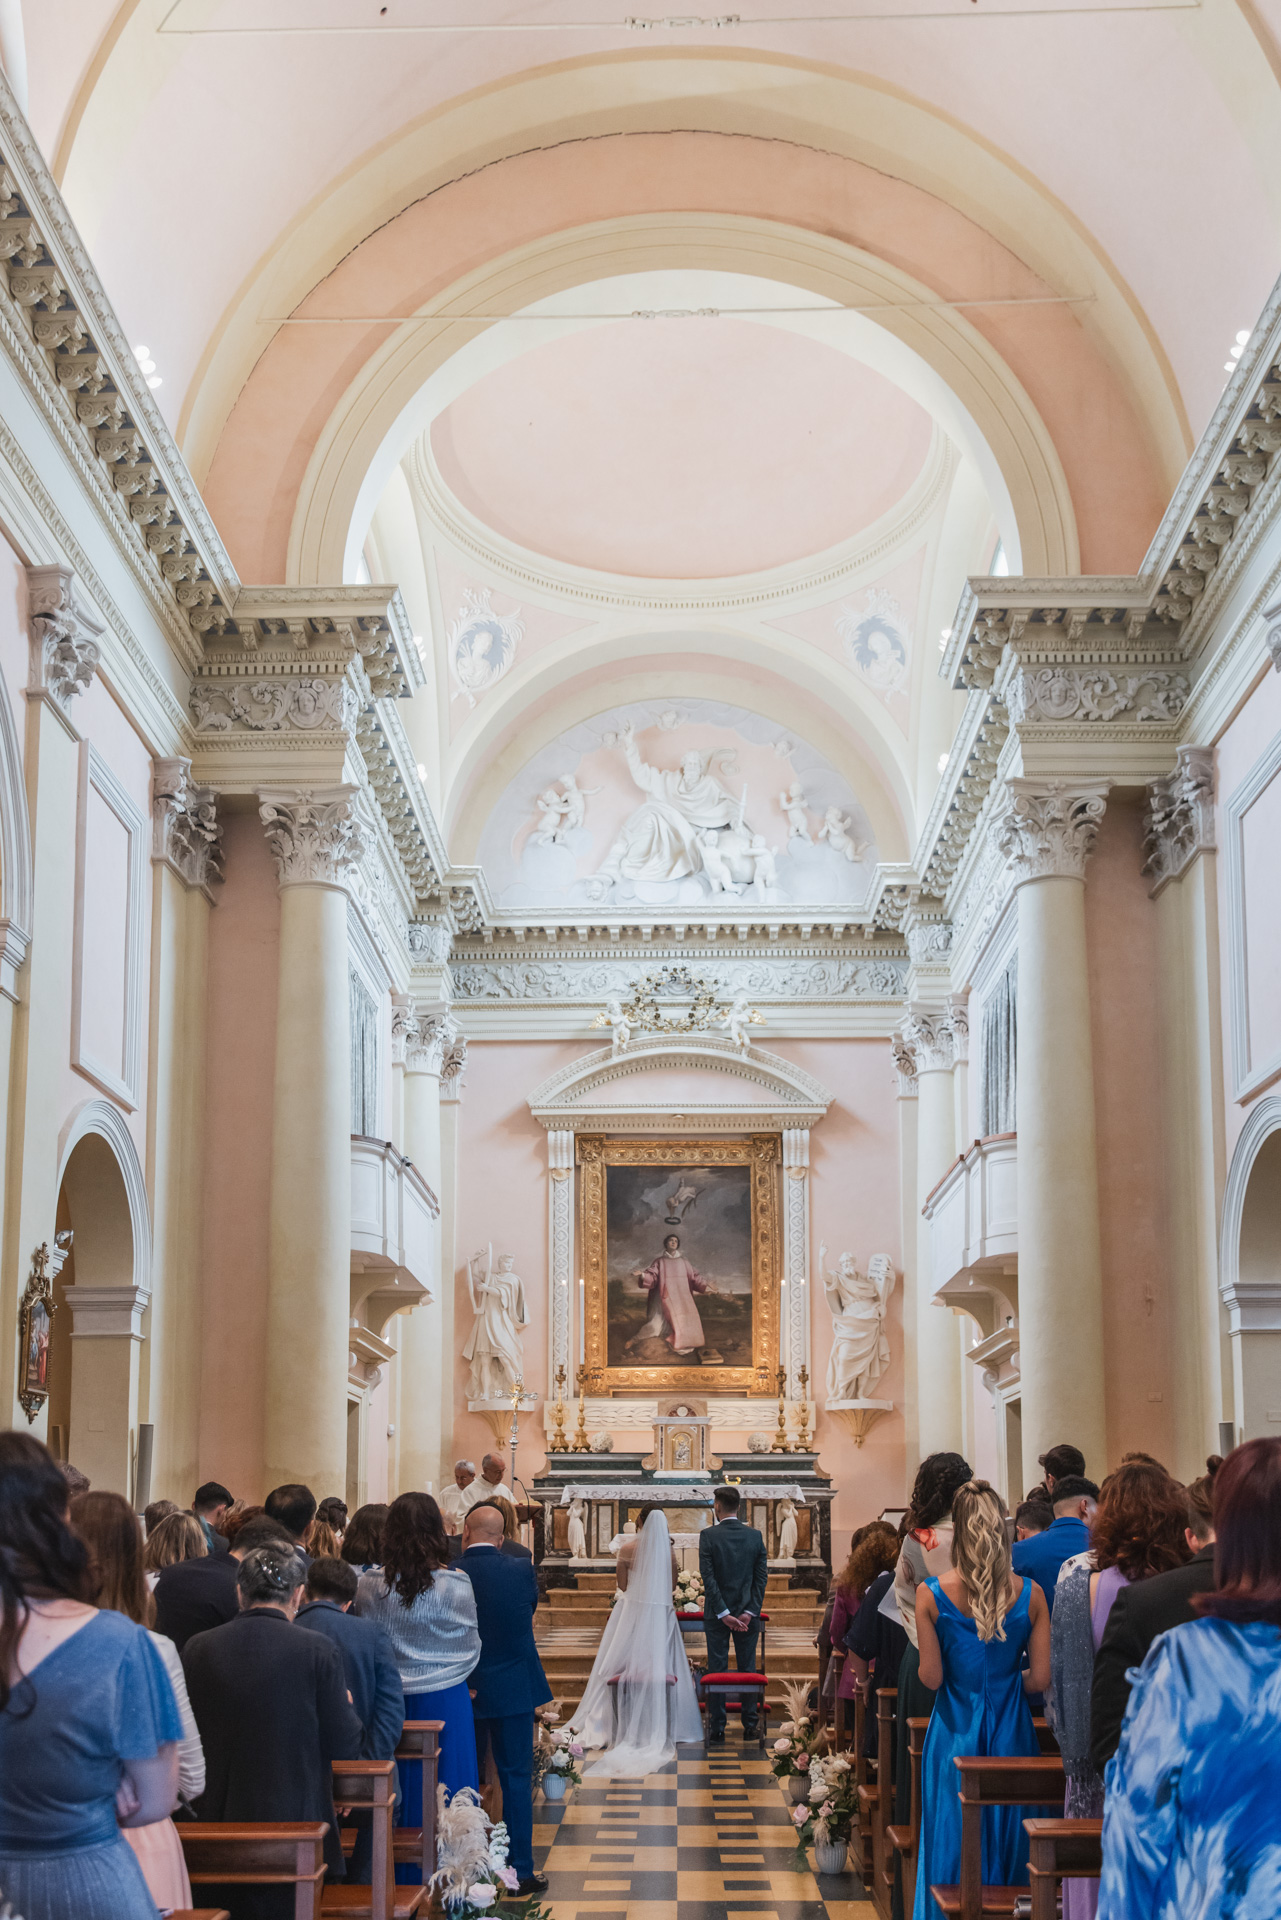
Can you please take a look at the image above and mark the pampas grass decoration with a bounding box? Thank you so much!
[428,1784,493,1909]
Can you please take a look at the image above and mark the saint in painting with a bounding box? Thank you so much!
[605,1164,754,1372]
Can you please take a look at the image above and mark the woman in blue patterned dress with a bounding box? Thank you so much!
[912,1480,1051,1920]
[1098,1436,1281,1919]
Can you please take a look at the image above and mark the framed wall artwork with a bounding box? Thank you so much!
[577,1133,779,1395]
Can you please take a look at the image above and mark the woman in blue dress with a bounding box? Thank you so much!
[0,1431,183,1920]
[912,1479,1051,1920]
[1098,1436,1281,1918]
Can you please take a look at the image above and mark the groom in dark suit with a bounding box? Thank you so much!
[458,1503,552,1896]
[698,1485,768,1741]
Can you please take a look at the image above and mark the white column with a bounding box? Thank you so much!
[259,787,364,1494]
[781,1128,812,1403]
[948,994,971,1150]
[903,1005,962,1456]
[437,1030,467,1484]
[995,779,1110,1484]
[893,1039,920,1482]
[146,760,220,1503]
[398,1009,453,1494]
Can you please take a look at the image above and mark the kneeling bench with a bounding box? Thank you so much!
[698,1671,769,1751]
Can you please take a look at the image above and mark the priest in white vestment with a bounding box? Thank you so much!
[462,1452,517,1511]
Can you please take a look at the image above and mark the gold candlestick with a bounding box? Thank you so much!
[548,1364,569,1452]
[770,1362,791,1452]
[571,1366,592,1452]
[794,1364,811,1453]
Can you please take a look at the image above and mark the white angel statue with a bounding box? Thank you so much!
[778,779,812,841]
[819,806,869,864]
[719,988,764,1052]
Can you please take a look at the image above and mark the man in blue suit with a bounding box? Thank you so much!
[458,1503,551,1896]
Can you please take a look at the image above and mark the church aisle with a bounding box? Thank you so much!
[531,1733,870,1919]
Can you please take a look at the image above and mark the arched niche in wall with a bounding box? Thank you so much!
[1220,1095,1281,1441]
[52,1099,152,1495]
[529,1031,830,1404]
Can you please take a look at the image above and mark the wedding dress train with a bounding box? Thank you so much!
[573,1511,704,1777]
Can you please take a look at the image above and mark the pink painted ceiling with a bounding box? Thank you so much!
[429,319,933,578]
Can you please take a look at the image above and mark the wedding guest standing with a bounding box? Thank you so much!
[0,1433,182,1920]
[341,1502,389,1573]
[1011,1476,1099,1619]
[71,1489,206,1916]
[913,1481,1050,1920]
[1098,1439,1281,1917]
[459,1503,552,1897]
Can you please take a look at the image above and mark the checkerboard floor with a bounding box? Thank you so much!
[531,1730,870,1920]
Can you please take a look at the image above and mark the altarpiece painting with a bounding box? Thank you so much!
[577,1134,779,1394]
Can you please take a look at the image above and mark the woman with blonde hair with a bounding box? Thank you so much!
[143,1511,207,1583]
[912,1480,1050,1919]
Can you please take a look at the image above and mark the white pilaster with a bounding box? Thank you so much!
[548,1129,574,1394]
[782,1127,811,1400]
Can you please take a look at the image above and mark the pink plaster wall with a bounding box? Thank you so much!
[198,812,280,1496]
[1216,665,1281,1164]
[431,320,931,578]
[453,1034,908,1546]
[1085,794,1176,1467]
[203,134,1168,584]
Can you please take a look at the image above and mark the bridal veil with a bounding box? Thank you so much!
[574,1510,704,1776]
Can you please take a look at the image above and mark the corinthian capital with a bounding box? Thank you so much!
[439,1028,468,1099]
[390,995,420,1067]
[890,1032,918,1096]
[153,757,224,893]
[258,785,368,888]
[1142,747,1215,894]
[405,1010,458,1077]
[901,1004,954,1074]
[993,778,1109,886]
[26,564,104,714]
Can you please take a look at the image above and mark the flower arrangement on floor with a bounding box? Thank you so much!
[534,1707,584,1797]
[428,1784,525,1915]
[786,1749,858,1869]
[769,1679,826,1786]
[673,1569,704,1613]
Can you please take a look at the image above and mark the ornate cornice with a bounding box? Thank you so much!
[26,563,102,715]
[1006,664,1188,726]
[258,785,369,889]
[993,778,1110,886]
[900,1004,954,1074]
[152,757,223,894]
[1142,746,1215,895]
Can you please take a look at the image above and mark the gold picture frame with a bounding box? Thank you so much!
[577,1133,780,1395]
[18,1243,55,1425]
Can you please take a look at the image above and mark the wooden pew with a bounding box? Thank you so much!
[1031,1718,1059,1755]
[1024,1817,1103,1920]
[327,1759,426,1919]
[857,1687,896,1919]
[170,1911,231,1918]
[885,1715,929,1920]
[850,1685,874,1883]
[179,1822,328,1920]
[929,1755,1067,1920]
[392,1719,444,1885]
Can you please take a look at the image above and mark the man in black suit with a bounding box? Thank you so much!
[1090,1500,1217,1772]
[698,1485,768,1741]
[458,1503,551,1897]
[155,1514,292,1652]
[184,1544,363,1919]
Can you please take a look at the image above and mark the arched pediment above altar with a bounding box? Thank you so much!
[528,1035,832,1134]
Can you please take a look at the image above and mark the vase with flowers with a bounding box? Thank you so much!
[786,1749,858,1874]
[769,1681,826,1804]
[429,1786,534,1917]
[534,1709,584,1800]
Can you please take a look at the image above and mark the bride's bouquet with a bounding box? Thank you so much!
[673,1569,704,1613]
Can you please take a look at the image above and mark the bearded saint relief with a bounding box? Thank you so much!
[598,722,740,885]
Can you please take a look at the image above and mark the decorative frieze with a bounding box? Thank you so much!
[191,677,357,734]
[993,779,1110,886]
[26,564,103,713]
[906,917,953,967]
[152,757,223,893]
[449,956,907,1004]
[408,922,453,964]
[1006,665,1189,726]
[900,1004,954,1074]
[258,785,368,889]
[1142,747,1216,894]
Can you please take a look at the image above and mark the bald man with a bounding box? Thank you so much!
[462,1453,515,1512]
[459,1503,550,1896]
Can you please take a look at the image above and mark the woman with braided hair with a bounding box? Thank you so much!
[911,1480,1050,1919]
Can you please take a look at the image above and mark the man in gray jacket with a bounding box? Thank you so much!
[698,1486,768,1741]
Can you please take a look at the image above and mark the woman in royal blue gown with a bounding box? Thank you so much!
[912,1479,1051,1920]
[1098,1436,1281,1918]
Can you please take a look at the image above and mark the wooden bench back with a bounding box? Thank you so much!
[952,1757,1066,1920]
[178,1822,327,1920]
[1024,1817,1103,1920]
[330,1759,396,1920]
[394,1717,444,1887]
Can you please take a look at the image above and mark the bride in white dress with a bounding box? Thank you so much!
[573,1510,703,1777]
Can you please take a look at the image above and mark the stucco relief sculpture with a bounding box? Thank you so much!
[463,1249,530,1402]
[717,987,766,1052]
[818,807,868,863]
[534,774,600,846]
[819,1244,895,1403]
[449,589,522,707]
[598,722,743,884]
[598,994,633,1056]
[778,779,812,841]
